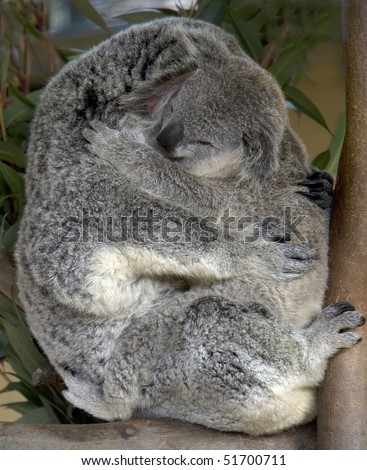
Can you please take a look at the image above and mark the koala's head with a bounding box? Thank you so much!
[146,59,288,182]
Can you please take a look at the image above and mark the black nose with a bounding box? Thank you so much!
[156,124,183,151]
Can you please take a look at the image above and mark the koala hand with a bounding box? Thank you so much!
[267,241,314,281]
[297,168,334,211]
[82,116,157,174]
[243,219,314,281]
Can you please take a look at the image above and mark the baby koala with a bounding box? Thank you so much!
[16,17,364,435]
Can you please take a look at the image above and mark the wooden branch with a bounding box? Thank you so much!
[0,419,316,450]
[317,0,367,450]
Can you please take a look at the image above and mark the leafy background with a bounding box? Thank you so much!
[0,0,344,423]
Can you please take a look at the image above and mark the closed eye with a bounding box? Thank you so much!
[197,140,212,146]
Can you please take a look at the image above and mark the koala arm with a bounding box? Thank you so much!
[82,120,231,218]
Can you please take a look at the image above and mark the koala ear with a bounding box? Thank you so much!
[145,73,193,115]
[119,70,195,115]
[242,127,282,182]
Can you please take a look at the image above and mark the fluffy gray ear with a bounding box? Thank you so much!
[119,68,196,115]
[145,73,194,115]
[241,124,283,182]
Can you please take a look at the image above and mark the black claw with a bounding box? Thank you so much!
[296,190,333,210]
[331,301,356,314]
[359,316,366,326]
[297,169,334,209]
[296,191,320,201]
[297,180,333,194]
[298,180,324,188]
[307,169,334,184]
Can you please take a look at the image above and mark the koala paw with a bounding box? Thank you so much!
[297,168,334,210]
[278,244,315,279]
[262,241,314,281]
[82,118,148,173]
[309,302,364,352]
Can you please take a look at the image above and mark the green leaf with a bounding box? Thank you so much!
[4,381,42,406]
[3,90,42,128]
[16,406,52,423]
[284,85,330,132]
[3,102,33,128]
[70,0,110,33]
[225,6,262,62]
[0,142,26,168]
[5,401,37,415]
[156,9,179,17]
[0,162,23,192]
[8,83,36,109]
[2,220,20,252]
[0,330,12,358]
[5,356,32,382]
[0,45,10,84]
[114,10,164,25]
[328,109,346,174]
[1,318,49,375]
[197,0,226,25]
[268,45,309,86]
[0,293,19,325]
[312,150,331,170]
[230,2,261,22]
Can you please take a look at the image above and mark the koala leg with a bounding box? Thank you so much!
[63,296,363,433]
[137,297,364,435]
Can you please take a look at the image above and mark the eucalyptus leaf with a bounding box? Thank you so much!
[4,381,42,406]
[0,142,26,168]
[197,0,226,25]
[115,11,164,25]
[225,6,262,62]
[0,293,19,325]
[284,85,330,132]
[3,102,33,128]
[8,83,36,109]
[1,318,49,375]
[0,162,23,199]
[156,9,179,17]
[328,109,346,174]
[16,406,53,423]
[70,0,110,33]
[0,46,10,84]
[4,356,32,382]
[5,401,37,414]
[268,45,309,86]
[312,150,331,170]
[2,220,20,252]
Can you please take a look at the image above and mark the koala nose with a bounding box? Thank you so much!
[156,124,183,152]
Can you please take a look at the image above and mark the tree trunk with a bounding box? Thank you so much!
[317,0,367,450]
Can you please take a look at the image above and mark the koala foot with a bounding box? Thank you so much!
[62,370,137,421]
[297,168,333,210]
[306,301,364,355]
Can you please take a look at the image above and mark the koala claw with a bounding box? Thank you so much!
[321,302,365,329]
[297,169,334,210]
[323,301,356,317]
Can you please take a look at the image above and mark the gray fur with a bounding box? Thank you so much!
[15,18,363,435]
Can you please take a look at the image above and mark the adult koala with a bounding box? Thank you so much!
[15,18,364,435]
